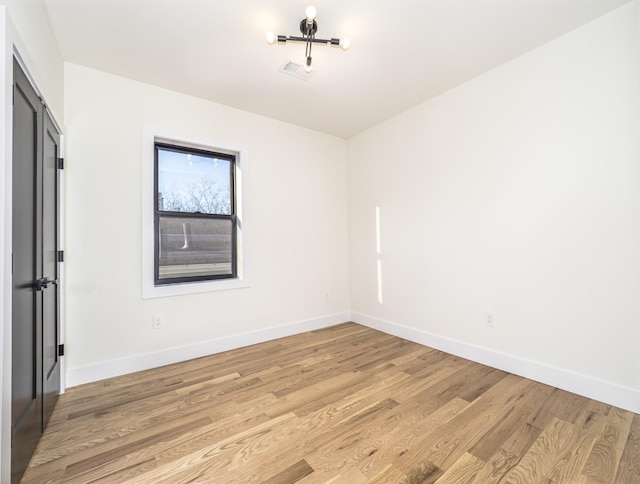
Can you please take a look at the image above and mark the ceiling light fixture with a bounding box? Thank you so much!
[266,5,350,73]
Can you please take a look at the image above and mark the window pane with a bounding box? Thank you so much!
[157,148,231,215]
[158,216,233,280]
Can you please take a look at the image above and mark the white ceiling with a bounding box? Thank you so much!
[43,0,633,138]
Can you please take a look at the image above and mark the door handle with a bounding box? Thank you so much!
[35,277,57,291]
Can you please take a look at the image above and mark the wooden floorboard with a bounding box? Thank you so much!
[21,322,640,483]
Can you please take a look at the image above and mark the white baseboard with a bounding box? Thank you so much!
[66,310,640,414]
[352,312,640,414]
[66,312,350,388]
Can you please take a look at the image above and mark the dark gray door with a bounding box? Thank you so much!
[12,57,43,484]
[12,58,61,484]
[42,110,61,428]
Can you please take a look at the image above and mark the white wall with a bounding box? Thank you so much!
[0,1,64,481]
[63,63,351,385]
[0,0,63,119]
[349,1,640,412]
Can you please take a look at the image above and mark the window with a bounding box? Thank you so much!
[154,142,236,285]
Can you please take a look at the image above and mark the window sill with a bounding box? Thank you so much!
[143,277,250,299]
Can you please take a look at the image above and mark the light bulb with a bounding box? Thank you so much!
[266,32,276,45]
[304,64,313,73]
[339,38,351,51]
[305,5,317,21]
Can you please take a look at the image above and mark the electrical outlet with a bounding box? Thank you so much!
[485,311,494,328]
[152,315,165,329]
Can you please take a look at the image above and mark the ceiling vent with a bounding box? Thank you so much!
[279,60,317,81]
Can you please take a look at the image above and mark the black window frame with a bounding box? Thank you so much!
[153,141,237,286]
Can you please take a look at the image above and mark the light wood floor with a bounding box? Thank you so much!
[22,323,640,483]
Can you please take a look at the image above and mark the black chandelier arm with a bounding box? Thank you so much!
[305,37,312,60]
[276,35,342,46]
